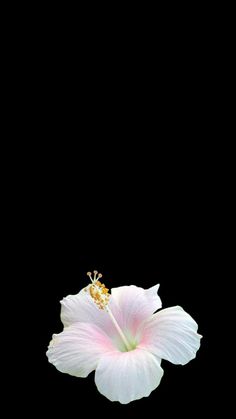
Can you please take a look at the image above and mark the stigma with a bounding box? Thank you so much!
[86,271,110,310]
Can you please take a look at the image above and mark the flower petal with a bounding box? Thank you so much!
[60,288,136,350]
[139,306,202,365]
[111,284,162,336]
[60,288,114,330]
[95,348,163,404]
[60,285,161,342]
[46,322,115,377]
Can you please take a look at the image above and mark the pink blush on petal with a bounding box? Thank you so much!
[138,330,151,347]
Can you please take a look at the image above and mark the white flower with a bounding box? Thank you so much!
[47,271,202,404]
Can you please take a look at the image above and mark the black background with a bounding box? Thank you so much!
[28,151,215,417]
[5,5,225,414]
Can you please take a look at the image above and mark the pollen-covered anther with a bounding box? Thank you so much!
[87,271,110,310]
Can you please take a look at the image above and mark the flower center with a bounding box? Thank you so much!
[86,271,135,352]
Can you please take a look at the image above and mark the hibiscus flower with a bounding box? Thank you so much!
[47,271,202,404]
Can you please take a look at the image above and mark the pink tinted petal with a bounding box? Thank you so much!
[95,348,163,404]
[110,284,162,335]
[140,306,202,365]
[60,288,132,350]
[46,322,115,378]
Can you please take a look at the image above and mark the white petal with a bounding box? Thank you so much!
[60,288,113,331]
[60,285,162,347]
[111,284,162,335]
[95,348,163,404]
[46,322,114,377]
[140,306,202,365]
[60,288,138,351]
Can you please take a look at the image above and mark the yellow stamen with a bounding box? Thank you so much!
[85,270,133,351]
[87,270,110,310]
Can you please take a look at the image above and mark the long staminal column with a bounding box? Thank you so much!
[86,271,132,351]
[106,306,132,351]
